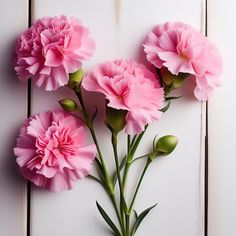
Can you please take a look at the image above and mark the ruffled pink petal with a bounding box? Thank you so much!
[143,44,164,68]
[125,110,151,135]
[14,110,96,192]
[15,148,36,166]
[66,156,93,174]
[16,123,35,148]
[194,86,213,101]
[48,173,71,192]
[159,51,194,75]
[51,149,73,171]
[74,29,96,59]
[159,30,178,52]
[39,66,51,75]
[14,15,95,91]
[143,21,222,100]
[36,165,58,178]
[83,59,164,134]
[63,52,82,73]
[206,74,221,88]
[77,145,97,159]
[35,74,47,87]
[45,66,68,91]
[44,48,63,67]
[82,73,101,91]
[195,75,209,90]
[22,57,38,65]
[191,60,207,76]
[20,166,49,189]
[27,62,40,75]
[65,31,82,50]
[27,116,47,138]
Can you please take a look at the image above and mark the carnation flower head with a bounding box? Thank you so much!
[15,15,95,91]
[82,59,164,134]
[14,110,96,192]
[143,21,222,101]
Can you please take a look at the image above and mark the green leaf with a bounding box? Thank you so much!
[94,158,104,178]
[96,201,121,236]
[164,80,174,96]
[91,106,98,122]
[129,126,147,157]
[133,210,138,220]
[165,95,182,101]
[131,154,149,163]
[112,155,127,185]
[152,135,158,151]
[131,203,157,235]
[93,158,111,193]
[130,134,137,146]
[87,175,105,187]
[160,101,171,113]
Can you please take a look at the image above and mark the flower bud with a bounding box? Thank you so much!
[59,99,78,112]
[161,68,188,90]
[155,135,178,156]
[68,68,84,89]
[106,106,127,134]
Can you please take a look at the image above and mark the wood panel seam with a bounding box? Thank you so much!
[205,0,208,235]
[27,1,32,236]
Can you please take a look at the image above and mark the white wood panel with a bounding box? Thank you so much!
[31,0,205,235]
[208,0,236,235]
[0,0,28,235]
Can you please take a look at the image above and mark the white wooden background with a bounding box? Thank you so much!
[0,0,231,235]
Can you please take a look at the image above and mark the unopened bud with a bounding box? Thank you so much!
[155,135,178,156]
[68,68,84,89]
[106,106,127,134]
[59,99,78,112]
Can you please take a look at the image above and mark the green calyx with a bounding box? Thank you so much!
[106,106,127,135]
[68,68,84,89]
[161,69,189,95]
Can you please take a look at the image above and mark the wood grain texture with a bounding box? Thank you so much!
[30,0,205,235]
[0,0,28,235]
[208,0,236,235]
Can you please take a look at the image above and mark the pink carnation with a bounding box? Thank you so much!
[15,15,95,91]
[14,110,96,192]
[82,59,164,134]
[143,22,222,101]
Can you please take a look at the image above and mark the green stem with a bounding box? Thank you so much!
[122,161,131,193]
[130,135,137,147]
[122,127,148,191]
[128,159,151,214]
[75,90,113,192]
[124,136,131,236]
[127,135,131,152]
[111,133,127,228]
[122,130,148,236]
[75,88,126,234]
[76,92,102,159]
[125,213,130,235]
[110,193,126,235]
[122,135,131,192]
